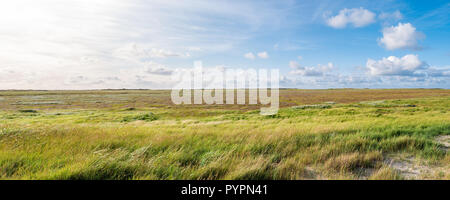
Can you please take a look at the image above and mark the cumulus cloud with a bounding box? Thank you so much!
[290,61,334,76]
[326,7,376,28]
[284,55,448,89]
[244,52,256,60]
[257,51,269,59]
[426,67,450,77]
[366,54,427,76]
[283,71,449,89]
[379,23,425,50]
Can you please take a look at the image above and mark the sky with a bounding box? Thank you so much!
[0,0,449,89]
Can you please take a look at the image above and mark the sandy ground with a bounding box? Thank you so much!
[384,136,449,179]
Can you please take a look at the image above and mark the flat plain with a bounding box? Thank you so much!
[0,89,449,179]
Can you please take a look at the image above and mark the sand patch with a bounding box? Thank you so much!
[436,135,450,152]
[384,155,448,179]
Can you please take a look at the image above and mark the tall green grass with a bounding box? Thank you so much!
[0,97,448,180]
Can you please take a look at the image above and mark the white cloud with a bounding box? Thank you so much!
[379,10,403,21]
[290,61,334,76]
[114,43,190,61]
[424,67,450,77]
[289,61,300,69]
[0,1,447,89]
[326,7,376,28]
[379,23,425,50]
[0,0,291,89]
[366,54,427,76]
[144,62,174,75]
[244,51,268,59]
[257,51,269,59]
[283,55,449,89]
[244,52,256,60]
[283,71,449,89]
[67,75,105,85]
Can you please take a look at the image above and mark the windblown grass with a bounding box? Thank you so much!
[0,89,448,180]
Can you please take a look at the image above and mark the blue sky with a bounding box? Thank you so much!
[0,0,449,89]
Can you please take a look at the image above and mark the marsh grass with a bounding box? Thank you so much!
[0,90,449,180]
[121,112,159,122]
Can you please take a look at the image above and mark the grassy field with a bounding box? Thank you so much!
[0,89,449,180]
